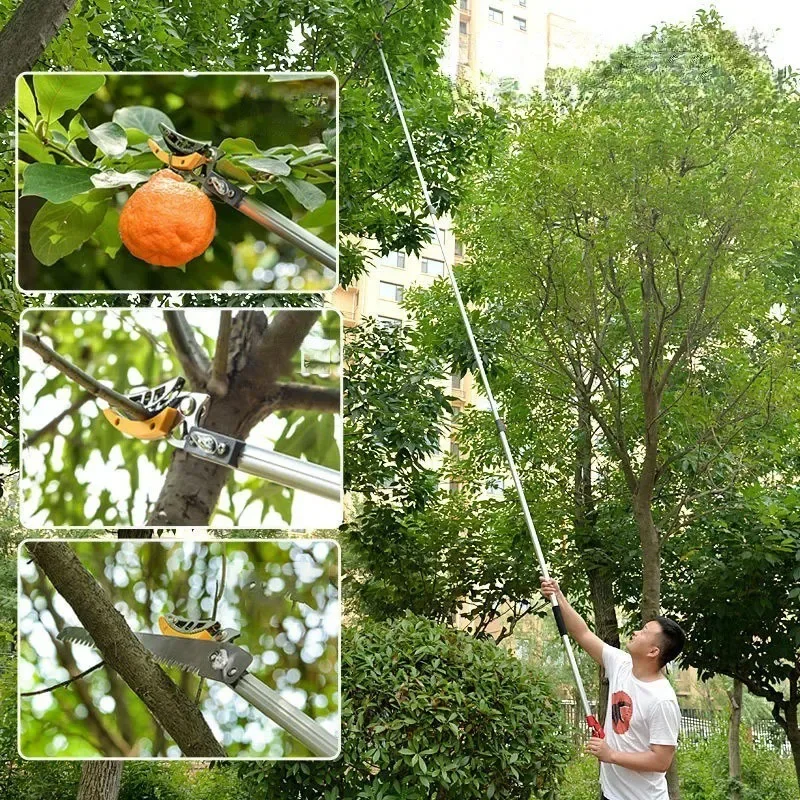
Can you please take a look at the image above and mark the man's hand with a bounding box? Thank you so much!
[540,577,562,600]
[585,737,615,763]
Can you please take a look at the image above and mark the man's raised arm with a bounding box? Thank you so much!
[540,578,606,665]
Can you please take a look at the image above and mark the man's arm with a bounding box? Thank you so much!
[540,578,605,665]
[586,738,675,773]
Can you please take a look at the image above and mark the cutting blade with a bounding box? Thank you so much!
[58,627,253,686]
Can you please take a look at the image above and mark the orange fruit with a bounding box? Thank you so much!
[119,170,216,267]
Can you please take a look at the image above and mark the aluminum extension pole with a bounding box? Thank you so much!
[234,673,339,757]
[181,427,342,502]
[378,46,604,739]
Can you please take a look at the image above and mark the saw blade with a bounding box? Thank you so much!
[58,628,253,686]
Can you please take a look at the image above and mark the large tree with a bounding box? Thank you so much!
[412,12,800,624]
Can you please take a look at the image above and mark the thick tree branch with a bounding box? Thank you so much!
[22,332,148,420]
[252,309,321,382]
[273,382,340,412]
[208,310,232,396]
[164,311,211,390]
[27,541,226,757]
[0,0,78,108]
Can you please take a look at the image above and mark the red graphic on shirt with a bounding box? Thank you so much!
[611,691,634,734]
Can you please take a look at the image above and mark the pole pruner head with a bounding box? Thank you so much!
[148,123,218,173]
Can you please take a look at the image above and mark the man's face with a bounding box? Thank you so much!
[625,620,663,663]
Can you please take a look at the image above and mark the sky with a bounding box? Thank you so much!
[560,0,799,68]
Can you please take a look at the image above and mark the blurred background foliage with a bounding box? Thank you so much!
[18,539,339,758]
[20,308,341,527]
[17,73,337,291]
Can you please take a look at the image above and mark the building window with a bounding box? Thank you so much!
[454,239,464,258]
[459,20,468,35]
[488,7,503,24]
[421,258,444,276]
[515,0,527,7]
[379,281,404,302]
[513,16,527,31]
[450,440,460,458]
[377,316,402,329]
[460,0,469,10]
[451,373,461,388]
[386,250,406,269]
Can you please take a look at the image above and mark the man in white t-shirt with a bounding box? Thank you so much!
[541,578,685,800]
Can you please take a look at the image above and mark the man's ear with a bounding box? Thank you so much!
[648,645,661,662]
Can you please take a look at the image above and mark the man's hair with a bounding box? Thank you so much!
[653,617,686,668]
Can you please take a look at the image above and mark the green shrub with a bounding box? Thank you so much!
[242,613,572,799]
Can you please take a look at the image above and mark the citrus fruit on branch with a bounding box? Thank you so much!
[119,170,216,267]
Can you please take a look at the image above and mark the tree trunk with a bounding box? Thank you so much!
[28,541,225,757]
[77,762,122,800]
[587,565,619,723]
[0,0,78,107]
[728,679,743,800]
[784,674,800,792]
[148,310,320,525]
[574,390,620,725]
[633,497,661,622]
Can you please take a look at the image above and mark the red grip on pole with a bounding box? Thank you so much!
[586,715,605,738]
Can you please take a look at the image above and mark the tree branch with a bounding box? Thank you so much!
[164,311,211,390]
[208,310,232,396]
[21,660,105,696]
[27,541,226,757]
[252,309,321,383]
[0,0,78,108]
[25,390,92,447]
[22,332,148,420]
[273,382,340,412]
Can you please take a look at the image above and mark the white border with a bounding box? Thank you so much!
[14,70,339,294]
[17,536,342,761]
[18,306,344,530]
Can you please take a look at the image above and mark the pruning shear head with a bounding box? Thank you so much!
[148,124,218,173]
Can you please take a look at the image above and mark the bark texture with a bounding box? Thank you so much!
[28,541,225,757]
[728,679,743,800]
[0,0,77,107]
[77,762,122,800]
[148,310,321,525]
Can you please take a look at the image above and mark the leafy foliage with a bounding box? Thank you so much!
[19,539,338,757]
[17,73,336,291]
[242,614,571,799]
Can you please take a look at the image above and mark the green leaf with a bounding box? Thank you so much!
[112,106,175,143]
[299,200,335,230]
[30,197,107,265]
[67,113,89,141]
[87,121,127,157]
[18,132,54,164]
[218,137,261,156]
[279,176,327,210]
[33,74,106,124]
[91,169,151,189]
[322,126,336,157]
[17,76,37,122]
[21,163,98,203]
[239,156,291,176]
[92,207,123,257]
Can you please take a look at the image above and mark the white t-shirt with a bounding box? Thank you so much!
[600,644,680,800]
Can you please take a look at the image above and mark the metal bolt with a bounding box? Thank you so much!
[179,396,196,415]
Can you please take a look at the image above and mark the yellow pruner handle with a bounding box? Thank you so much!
[102,406,180,441]
[158,615,214,640]
[148,138,211,171]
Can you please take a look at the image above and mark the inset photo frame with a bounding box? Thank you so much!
[19,538,340,759]
[16,71,337,293]
[20,307,342,529]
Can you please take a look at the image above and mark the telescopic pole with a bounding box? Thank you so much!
[377,46,604,739]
